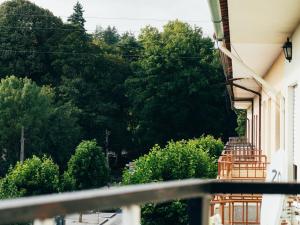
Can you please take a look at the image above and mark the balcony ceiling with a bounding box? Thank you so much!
[227,0,300,103]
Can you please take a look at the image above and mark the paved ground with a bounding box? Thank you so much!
[65,212,121,225]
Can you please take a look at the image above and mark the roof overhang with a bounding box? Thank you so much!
[208,0,300,109]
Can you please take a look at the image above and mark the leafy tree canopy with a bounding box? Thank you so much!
[0,155,60,199]
[0,0,64,85]
[0,76,80,175]
[126,20,236,152]
[64,140,110,191]
[0,0,237,174]
[122,136,222,225]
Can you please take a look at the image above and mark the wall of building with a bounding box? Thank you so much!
[247,22,300,180]
[282,23,300,181]
[245,52,284,160]
[261,53,284,160]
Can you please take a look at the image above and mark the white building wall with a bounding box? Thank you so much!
[283,23,300,181]
[249,22,300,181]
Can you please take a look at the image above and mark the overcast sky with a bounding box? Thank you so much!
[0,0,213,36]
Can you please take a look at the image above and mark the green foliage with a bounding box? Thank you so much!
[122,136,222,225]
[235,109,247,137]
[192,135,224,159]
[0,0,236,174]
[0,76,80,175]
[94,26,120,45]
[126,20,236,153]
[65,140,110,190]
[0,155,60,199]
[0,0,64,85]
[60,170,76,192]
[142,201,188,225]
[67,1,86,29]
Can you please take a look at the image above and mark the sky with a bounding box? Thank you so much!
[0,0,214,36]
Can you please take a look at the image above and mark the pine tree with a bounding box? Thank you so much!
[68,1,86,29]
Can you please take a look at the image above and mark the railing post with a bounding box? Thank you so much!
[122,204,141,225]
[33,218,56,225]
[188,196,210,225]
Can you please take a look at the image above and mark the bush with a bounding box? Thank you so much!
[64,140,110,191]
[122,136,223,225]
[191,135,224,159]
[189,135,224,178]
[0,155,60,199]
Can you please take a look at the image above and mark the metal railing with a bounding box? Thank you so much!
[0,179,300,225]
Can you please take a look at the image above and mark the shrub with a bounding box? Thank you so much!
[122,136,223,225]
[64,140,110,191]
[189,135,224,178]
[0,155,60,199]
[191,135,224,159]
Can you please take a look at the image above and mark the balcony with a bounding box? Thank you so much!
[212,137,268,225]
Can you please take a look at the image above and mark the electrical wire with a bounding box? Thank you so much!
[0,25,211,36]
[0,48,207,59]
[0,13,211,23]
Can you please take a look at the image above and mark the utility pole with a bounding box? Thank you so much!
[105,129,111,169]
[20,126,25,163]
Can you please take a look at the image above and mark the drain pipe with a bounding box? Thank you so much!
[207,0,224,41]
[208,0,277,100]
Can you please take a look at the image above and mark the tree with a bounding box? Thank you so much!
[65,140,110,191]
[64,140,110,222]
[94,26,120,45]
[0,155,60,199]
[117,32,141,62]
[67,1,86,29]
[0,0,65,85]
[122,136,220,225]
[53,1,92,83]
[0,76,80,175]
[235,109,247,137]
[126,21,236,153]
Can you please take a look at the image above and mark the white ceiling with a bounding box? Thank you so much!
[232,78,259,99]
[227,0,300,101]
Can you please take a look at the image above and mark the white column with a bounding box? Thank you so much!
[122,205,141,225]
[280,95,285,150]
[286,86,295,181]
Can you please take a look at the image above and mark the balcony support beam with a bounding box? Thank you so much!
[122,205,141,225]
[188,196,210,225]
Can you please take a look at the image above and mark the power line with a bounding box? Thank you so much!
[0,25,141,33]
[1,13,211,23]
[0,26,212,37]
[0,25,210,34]
[0,48,207,59]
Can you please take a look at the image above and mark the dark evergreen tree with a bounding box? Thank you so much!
[67,1,86,29]
[0,0,64,85]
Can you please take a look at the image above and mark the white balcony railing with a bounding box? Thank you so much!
[0,179,299,225]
